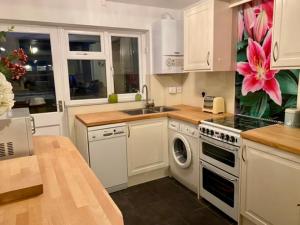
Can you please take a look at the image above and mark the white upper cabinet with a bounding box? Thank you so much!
[241,140,300,225]
[271,0,300,69]
[184,0,233,72]
[229,0,252,8]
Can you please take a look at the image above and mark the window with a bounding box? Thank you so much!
[0,32,57,114]
[68,60,107,100]
[111,36,140,94]
[64,30,145,105]
[68,34,101,52]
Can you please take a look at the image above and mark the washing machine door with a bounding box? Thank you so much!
[172,134,192,169]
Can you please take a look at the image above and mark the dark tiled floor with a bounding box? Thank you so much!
[110,177,237,225]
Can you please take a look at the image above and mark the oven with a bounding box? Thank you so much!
[200,135,240,177]
[199,160,239,220]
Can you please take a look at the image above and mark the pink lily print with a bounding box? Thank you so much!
[238,10,244,42]
[243,0,274,43]
[237,31,282,106]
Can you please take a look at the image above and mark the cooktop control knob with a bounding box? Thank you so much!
[206,129,210,134]
[230,136,236,143]
[220,133,224,139]
[210,130,214,136]
[202,128,205,133]
[225,135,230,141]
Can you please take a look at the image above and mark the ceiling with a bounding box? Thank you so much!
[107,0,200,9]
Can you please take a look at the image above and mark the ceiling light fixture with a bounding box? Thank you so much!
[30,46,39,54]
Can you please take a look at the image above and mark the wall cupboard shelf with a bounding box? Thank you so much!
[183,0,234,72]
[240,140,300,225]
[229,0,252,8]
[271,0,300,69]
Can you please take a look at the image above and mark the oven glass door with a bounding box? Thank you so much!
[202,142,235,167]
[203,166,234,207]
[200,160,238,221]
[200,136,239,176]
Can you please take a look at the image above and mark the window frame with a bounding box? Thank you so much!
[62,29,112,106]
[108,31,146,102]
[62,28,146,106]
[66,30,105,58]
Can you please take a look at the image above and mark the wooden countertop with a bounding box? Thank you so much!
[0,136,123,225]
[75,104,230,127]
[241,124,300,156]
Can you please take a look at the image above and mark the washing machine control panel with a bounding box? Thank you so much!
[180,124,199,138]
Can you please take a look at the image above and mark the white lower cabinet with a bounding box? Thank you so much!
[241,140,300,225]
[127,118,168,176]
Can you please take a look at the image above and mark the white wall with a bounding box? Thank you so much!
[150,74,184,106]
[0,0,181,30]
[181,72,236,113]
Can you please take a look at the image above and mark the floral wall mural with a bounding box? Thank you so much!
[235,0,299,121]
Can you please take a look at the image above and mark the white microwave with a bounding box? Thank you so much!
[0,108,34,160]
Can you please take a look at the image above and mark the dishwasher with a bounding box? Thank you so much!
[88,123,128,193]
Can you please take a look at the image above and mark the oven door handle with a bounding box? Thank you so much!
[200,161,238,182]
[201,136,239,153]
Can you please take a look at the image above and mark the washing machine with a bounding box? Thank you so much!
[168,119,199,193]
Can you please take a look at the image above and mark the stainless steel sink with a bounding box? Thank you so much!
[122,108,156,116]
[121,106,177,115]
[152,106,177,113]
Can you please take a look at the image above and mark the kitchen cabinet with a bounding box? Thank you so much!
[240,140,300,225]
[127,118,168,176]
[184,0,233,72]
[271,0,300,69]
[228,0,252,8]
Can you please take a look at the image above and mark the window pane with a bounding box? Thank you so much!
[0,32,57,114]
[68,60,107,100]
[69,34,101,52]
[111,36,140,94]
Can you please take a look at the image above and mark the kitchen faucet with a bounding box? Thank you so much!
[142,84,154,109]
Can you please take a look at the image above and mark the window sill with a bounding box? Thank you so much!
[65,99,145,108]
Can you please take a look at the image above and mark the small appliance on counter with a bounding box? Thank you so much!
[0,108,35,160]
[202,96,225,114]
[284,108,300,128]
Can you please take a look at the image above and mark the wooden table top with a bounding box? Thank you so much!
[0,136,123,225]
[0,156,43,205]
[241,124,300,156]
[75,104,230,127]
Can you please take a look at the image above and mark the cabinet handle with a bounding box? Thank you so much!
[297,204,300,207]
[30,116,36,135]
[206,51,210,66]
[273,42,279,62]
[242,145,246,162]
[127,126,130,138]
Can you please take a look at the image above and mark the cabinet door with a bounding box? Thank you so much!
[184,1,212,71]
[271,0,300,69]
[241,145,300,225]
[127,118,168,176]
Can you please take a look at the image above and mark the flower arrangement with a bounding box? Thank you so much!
[0,28,28,116]
[236,0,299,120]
[0,73,14,116]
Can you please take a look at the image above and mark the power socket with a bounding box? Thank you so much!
[177,87,182,93]
[168,87,177,94]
